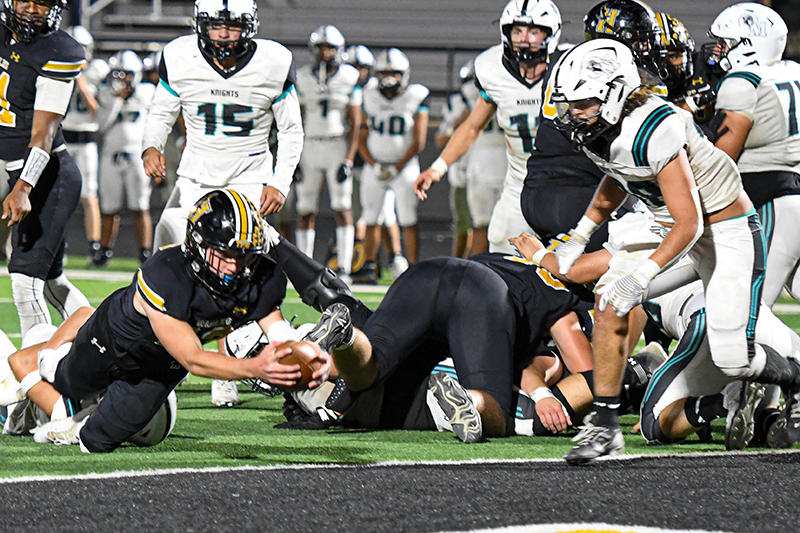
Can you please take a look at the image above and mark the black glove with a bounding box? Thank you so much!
[336,161,353,183]
[699,110,729,143]
[293,166,303,184]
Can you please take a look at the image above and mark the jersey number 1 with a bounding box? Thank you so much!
[776,81,800,136]
[198,103,254,137]
[0,72,18,128]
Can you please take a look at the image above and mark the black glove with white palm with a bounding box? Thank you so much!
[337,160,353,183]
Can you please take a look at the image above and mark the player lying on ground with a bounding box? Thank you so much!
[5,190,330,452]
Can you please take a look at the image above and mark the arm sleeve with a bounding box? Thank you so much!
[141,79,181,153]
[271,83,304,197]
[33,76,74,115]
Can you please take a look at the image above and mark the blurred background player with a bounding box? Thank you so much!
[704,3,800,308]
[0,0,91,342]
[355,47,429,283]
[62,25,109,266]
[294,25,361,282]
[142,0,303,407]
[435,62,471,258]
[415,0,561,254]
[458,57,508,255]
[93,50,155,266]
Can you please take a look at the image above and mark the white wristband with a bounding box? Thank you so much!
[267,320,301,344]
[20,370,42,395]
[573,215,600,243]
[531,248,551,266]
[429,157,448,177]
[529,386,556,404]
[19,146,51,188]
[634,258,662,284]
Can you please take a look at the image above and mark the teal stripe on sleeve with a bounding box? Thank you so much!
[716,71,762,92]
[479,89,495,104]
[274,84,295,104]
[159,78,178,98]
[632,105,676,167]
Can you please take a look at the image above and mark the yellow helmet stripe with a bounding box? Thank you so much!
[224,189,252,245]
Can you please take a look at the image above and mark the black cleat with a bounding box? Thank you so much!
[351,261,379,285]
[303,303,355,353]
[723,380,765,450]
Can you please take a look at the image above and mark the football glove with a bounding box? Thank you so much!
[555,231,588,275]
[337,161,353,183]
[597,259,661,317]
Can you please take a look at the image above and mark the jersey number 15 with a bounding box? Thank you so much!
[198,103,254,137]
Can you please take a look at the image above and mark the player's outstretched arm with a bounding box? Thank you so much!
[269,87,304,215]
[414,98,495,200]
[141,80,181,180]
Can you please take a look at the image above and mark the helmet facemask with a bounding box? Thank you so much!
[194,1,258,63]
[502,23,552,67]
[2,0,65,43]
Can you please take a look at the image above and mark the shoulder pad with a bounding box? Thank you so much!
[30,31,86,81]
[407,83,430,102]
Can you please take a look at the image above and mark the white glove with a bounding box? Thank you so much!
[261,220,282,251]
[597,259,661,317]
[379,164,398,181]
[554,216,598,275]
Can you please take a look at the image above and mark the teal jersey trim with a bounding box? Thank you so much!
[274,84,295,104]
[479,89,495,105]
[632,105,676,167]
[717,71,762,92]
[159,78,179,98]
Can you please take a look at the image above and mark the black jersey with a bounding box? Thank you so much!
[525,48,604,188]
[0,25,85,160]
[97,246,287,371]
[470,253,585,354]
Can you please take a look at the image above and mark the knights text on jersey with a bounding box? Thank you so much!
[0,26,85,160]
[158,35,294,157]
[581,96,742,224]
[362,79,429,163]
[473,44,543,182]
[296,63,361,138]
[103,246,287,369]
[715,61,800,175]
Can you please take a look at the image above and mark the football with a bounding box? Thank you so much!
[278,340,323,392]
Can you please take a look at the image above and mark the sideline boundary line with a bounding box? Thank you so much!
[2,448,798,485]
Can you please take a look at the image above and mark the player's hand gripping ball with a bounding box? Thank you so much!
[277,340,325,392]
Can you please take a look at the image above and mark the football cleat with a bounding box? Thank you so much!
[767,378,800,448]
[274,406,339,430]
[723,380,765,450]
[211,379,241,407]
[34,405,95,445]
[303,303,355,354]
[564,412,625,465]
[389,255,409,279]
[351,261,379,285]
[429,372,482,443]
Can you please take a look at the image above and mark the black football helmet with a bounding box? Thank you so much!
[184,189,267,296]
[193,0,259,62]
[653,13,695,87]
[1,0,66,43]
[584,0,665,76]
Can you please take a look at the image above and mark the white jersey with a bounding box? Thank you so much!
[362,79,430,163]
[581,96,743,224]
[62,58,108,133]
[143,35,303,195]
[461,81,507,150]
[715,61,800,175]
[97,82,156,154]
[473,44,543,182]
[296,63,361,138]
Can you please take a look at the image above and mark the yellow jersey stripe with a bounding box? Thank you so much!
[42,60,86,72]
[137,270,165,311]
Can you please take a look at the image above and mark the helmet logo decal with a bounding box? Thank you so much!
[596,8,620,35]
[584,52,620,80]
[189,197,213,224]
[741,14,767,37]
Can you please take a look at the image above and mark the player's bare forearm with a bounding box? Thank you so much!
[439,98,495,165]
[345,105,361,162]
[43,307,95,351]
[584,176,627,224]
[29,110,63,153]
[712,109,752,161]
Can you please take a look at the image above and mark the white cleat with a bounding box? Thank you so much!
[211,379,241,407]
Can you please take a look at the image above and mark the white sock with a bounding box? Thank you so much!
[10,273,50,338]
[44,274,90,320]
[336,225,355,274]
[296,229,316,259]
[50,395,67,422]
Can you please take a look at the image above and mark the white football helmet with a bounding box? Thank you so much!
[309,25,345,64]
[84,58,111,86]
[707,2,787,71]
[108,50,143,92]
[143,49,163,74]
[344,44,374,69]
[459,58,475,85]
[500,0,562,66]
[375,48,410,96]
[66,25,94,60]
[127,391,178,448]
[551,39,641,143]
[193,0,259,61]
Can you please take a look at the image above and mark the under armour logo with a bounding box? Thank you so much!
[10,52,20,62]
[91,337,106,353]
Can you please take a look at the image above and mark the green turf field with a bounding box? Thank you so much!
[1,258,798,478]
